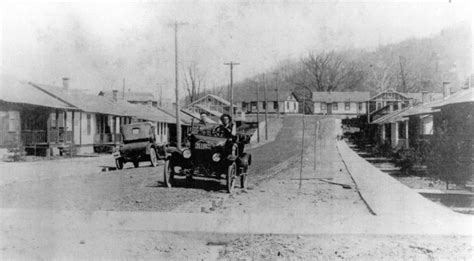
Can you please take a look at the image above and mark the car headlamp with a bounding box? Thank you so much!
[182,149,192,159]
[212,153,221,162]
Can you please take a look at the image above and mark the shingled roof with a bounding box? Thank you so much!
[99,91,157,102]
[0,75,74,109]
[312,91,370,102]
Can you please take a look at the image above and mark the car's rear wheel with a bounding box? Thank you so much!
[133,160,139,168]
[149,148,158,167]
[115,158,123,170]
[226,162,236,193]
[163,160,174,188]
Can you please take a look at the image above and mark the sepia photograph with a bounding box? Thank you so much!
[0,0,472,259]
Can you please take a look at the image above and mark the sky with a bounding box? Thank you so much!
[0,0,472,100]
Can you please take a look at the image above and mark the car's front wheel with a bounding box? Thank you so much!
[226,162,236,193]
[149,148,158,167]
[133,160,139,168]
[163,160,174,188]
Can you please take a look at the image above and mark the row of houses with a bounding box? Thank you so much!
[0,76,197,157]
[368,85,473,184]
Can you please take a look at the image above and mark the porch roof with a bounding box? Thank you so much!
[371,107,411,124]
[0,76,75,109]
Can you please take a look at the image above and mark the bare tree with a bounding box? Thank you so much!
[183,62,205,103]
[295,51,364,92]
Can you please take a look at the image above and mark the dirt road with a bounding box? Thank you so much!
[1,115,472,260]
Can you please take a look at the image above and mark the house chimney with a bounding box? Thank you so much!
[421,91,429,103]
[62,77,70,89]
[112,90,118,102]
[442,82,451,99]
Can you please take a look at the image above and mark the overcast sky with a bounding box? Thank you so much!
[0,0,472,100]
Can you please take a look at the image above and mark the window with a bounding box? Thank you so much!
[321,102,327,110]
[377,102,381,110]
[263,102,266,110]
[51,112,57,128]
[294,103,296,110]
[358,102,363,111]
[333,102,338,110]
[393,103,399,111]
[8,112,18,132]
[273,101,278,110]
[242,102,248,110]
[345,102,350,111]
[86,114,91,135]
[250,101,257,111]
[287,102,289,109]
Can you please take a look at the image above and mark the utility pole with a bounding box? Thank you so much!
[256,81,260,143]
[263,74,268,140]
[169,21,187,149]
[273,72,280,118]
[224,61,239,118]
[122,78,125,100]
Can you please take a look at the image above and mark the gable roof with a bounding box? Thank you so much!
[433,88,474,108]
[187,94,236,107]
[31,83,125,116]
[0,75,75,109]
[181,109,218,124]
[99,91,157,102]
[312,91,370,102]
[30,82,178,124]
[233,89,296,102]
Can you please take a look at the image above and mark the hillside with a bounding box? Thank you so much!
[210,24,471,105]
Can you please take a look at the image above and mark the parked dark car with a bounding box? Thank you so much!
[113,122,167,169]
[163,124,252,193]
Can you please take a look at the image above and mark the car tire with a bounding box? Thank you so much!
[133,160,139,168]
[150,148,158,167]
[226,162,236,193]
[163,160,174,188]
[115,159,123,170]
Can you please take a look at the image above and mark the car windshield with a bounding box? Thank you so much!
[190,124,220,137]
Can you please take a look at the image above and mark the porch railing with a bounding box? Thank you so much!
[48,129,73,144]
[94,133,122,145]
[21,130,47,145]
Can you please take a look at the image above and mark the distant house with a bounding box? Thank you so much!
[368,89,442,123]
[234,90,299,115]
[0,76,77,156]
[312,91,370,116]
[99,90,158,107]
[185,94,239,115]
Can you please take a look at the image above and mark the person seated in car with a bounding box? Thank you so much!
[218,113,236,138]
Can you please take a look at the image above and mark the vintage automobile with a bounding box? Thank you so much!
[163,124,252,193]
[113,122,167,169]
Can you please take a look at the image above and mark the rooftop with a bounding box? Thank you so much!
[312,91,370,102]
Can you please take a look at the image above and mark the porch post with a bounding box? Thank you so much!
[405,120,409,148]
[392,122,399,147]
[381,124,385,143]
[79,112,82,146]
[56,109,59,143]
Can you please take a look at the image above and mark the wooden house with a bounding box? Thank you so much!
[0,76,77,156]
[312,91,370,117]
